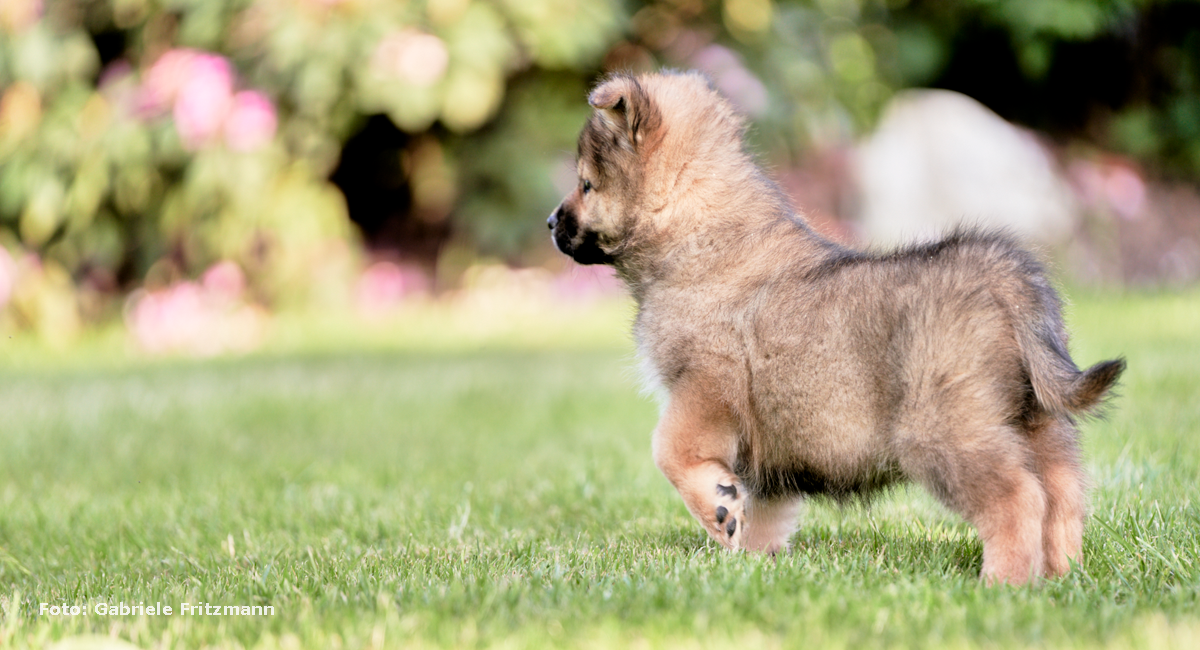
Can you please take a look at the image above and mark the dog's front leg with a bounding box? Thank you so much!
[650,385,754,551]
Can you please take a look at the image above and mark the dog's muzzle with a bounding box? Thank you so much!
[548,204,614,265]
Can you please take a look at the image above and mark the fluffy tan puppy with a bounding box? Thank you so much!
[547,71,1124,585]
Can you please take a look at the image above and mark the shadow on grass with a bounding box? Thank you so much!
[640,527,714,554]
[636,519,982,579]
[790,520,983,579]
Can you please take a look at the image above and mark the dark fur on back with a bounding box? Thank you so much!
[739,227,1123,501]
[801,226,1123,416]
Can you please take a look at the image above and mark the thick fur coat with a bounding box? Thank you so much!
[547,71,1124,584]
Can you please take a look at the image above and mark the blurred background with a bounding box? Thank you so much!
[2,0,1199,354]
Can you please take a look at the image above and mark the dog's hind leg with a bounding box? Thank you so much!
[971,462,1047,585]
[1028,414,1087,577]
[897,421,1047,585]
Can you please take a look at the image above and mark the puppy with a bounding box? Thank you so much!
[547,71,1124,585]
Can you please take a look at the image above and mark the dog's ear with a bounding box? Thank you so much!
[588,75,663,153]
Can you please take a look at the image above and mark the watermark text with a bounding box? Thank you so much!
[38,601,274,616]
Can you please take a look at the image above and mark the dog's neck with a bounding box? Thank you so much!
[613,178,844,304]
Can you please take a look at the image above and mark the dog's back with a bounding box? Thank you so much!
[752,227,1122,427]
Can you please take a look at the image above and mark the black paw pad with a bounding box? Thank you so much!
[726,517,737,537]
[715,506,728,524]
[716,484,738,499]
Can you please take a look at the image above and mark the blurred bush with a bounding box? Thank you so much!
[2,0,1200,339]
[0,0,625,335]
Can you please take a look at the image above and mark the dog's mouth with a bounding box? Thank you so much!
[548,205,615,265]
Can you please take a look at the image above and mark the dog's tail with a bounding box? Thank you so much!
[1015,289,1126,416]
[1031,354,1127,416]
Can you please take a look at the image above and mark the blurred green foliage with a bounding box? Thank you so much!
[2,0,1200,332]
[0,0,627,324]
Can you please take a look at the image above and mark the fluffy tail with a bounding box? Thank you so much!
[1015,294,1126,416]
[1064,358,1127,412]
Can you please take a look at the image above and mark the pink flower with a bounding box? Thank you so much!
[1069,159,1147,221]
[356,261,429,315]
[553,265,623,300]
[126,265,266,356]
[224,91,277,151]
[128,283,207,354]
[202,260,247,304]
[690,45,768,117]
[0,247,16,310]
[173,54,234,150]
[0,0,43,33]
[139,49,200,117]
[372,30,450,86]
[139,49,276,151]
[1105,165,1146,221]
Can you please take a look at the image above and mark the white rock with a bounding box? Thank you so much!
[855,90,1078,246]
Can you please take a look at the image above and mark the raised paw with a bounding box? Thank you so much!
[712,481,747,550]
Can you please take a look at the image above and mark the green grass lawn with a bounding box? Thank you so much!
[1,289,1198,649]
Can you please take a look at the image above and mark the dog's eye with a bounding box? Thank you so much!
[582,180,593,194]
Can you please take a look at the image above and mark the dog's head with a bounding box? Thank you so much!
[546,74,663,265]
[548,71,749,266]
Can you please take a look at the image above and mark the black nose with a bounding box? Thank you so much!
[547,207,560,230]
